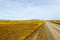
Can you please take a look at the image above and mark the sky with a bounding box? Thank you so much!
[0,0,60,20]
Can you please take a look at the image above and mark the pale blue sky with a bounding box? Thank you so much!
[0,0,60,20]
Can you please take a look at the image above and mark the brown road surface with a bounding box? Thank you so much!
[46,22,60,40]
[24,22,60,40]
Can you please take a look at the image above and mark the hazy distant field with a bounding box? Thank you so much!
[0,20,44,40]
[48,20,60,24]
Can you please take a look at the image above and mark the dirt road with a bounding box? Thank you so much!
[24,22,60,40]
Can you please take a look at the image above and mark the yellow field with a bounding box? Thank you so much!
[0,20,44,40]
[48,20,60,24]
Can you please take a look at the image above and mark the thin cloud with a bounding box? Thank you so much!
[0,0,60,20]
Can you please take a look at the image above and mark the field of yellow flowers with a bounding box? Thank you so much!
[0,20,44,40]
[48,20,60,24]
